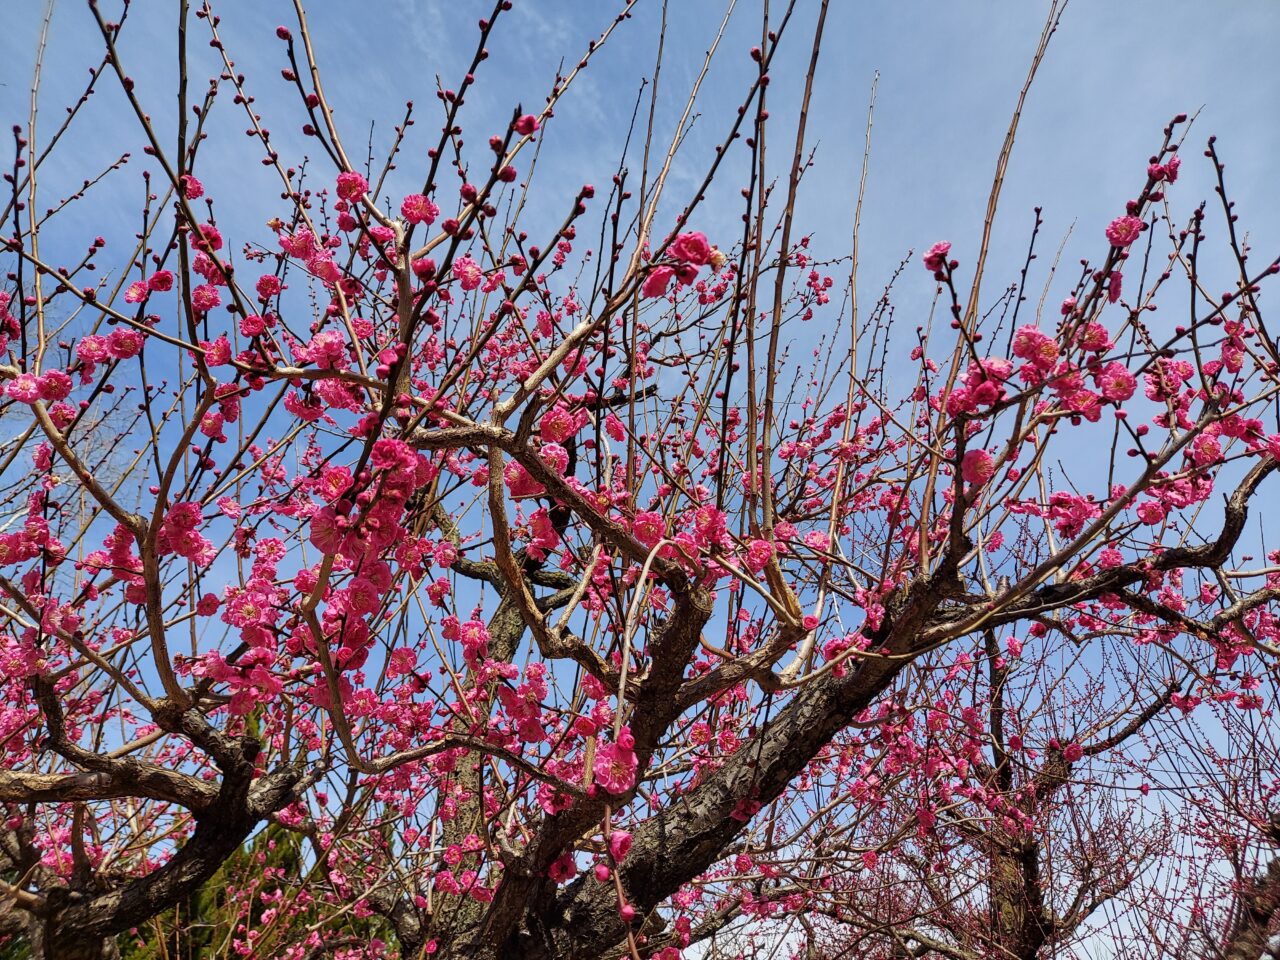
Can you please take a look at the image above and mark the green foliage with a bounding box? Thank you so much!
[114,822,391,959]
[1,818,392,958]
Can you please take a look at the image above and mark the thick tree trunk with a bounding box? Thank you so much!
[14,743,302,957]
[986,832,1053,960]
[30,918,120,960]
[1223,857,1280,960]
[988,853,1042,959]
[427,595,528,949]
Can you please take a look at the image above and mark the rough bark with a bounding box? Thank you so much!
[494,574,949,960]
[1223,857,1280,960]
[25,718,302,956]
[353,463,1274,960]
[986,837,1052,960]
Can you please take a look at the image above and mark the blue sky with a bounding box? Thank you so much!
[7,0,1280,327]
[3,0,1279,327]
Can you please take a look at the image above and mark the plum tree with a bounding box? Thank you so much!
[0,2,1277,958]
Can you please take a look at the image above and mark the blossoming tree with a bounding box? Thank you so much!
[1,2,1278,959]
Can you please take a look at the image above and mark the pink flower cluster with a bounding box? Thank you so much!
[960,449,995,486]
[945,358,1012,416]
[593,726,638,795]
[123,269,175,304]
[157,502,215,565]
[336,171,368,201]
[1147,154,1181,183]
[4,370,72,405]
[278,227,344,285]
[642,231,716,299]
[401,193,440,225]
[1105,215,1144,248]
[1011,325,1059,373]
[922,240,951,274]
[496,662,550,743]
